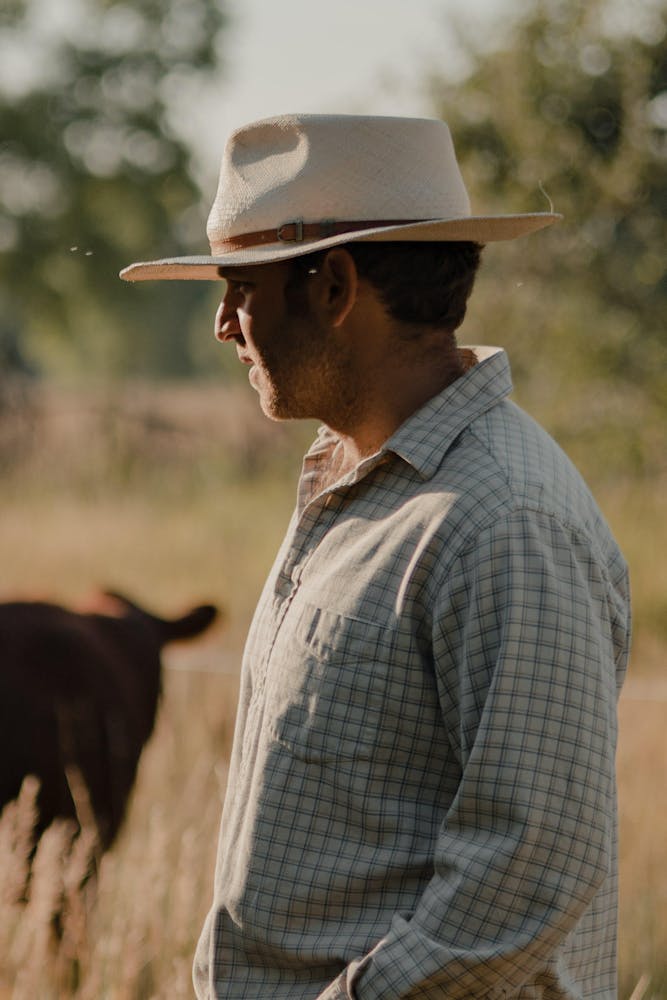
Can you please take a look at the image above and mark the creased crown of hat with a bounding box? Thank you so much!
[120,113,561,282]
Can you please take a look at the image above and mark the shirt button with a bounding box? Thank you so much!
[275,575,293,598]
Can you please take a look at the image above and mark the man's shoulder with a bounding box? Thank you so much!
[464,398,579,493]
[432,398,613,549]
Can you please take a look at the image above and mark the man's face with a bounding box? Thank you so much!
[215,259,355,424]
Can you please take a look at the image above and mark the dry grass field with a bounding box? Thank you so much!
[0,379,664,998]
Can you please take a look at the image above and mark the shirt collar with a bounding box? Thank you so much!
[381,346,513,480]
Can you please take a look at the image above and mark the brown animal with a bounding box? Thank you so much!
[0,592,218,850]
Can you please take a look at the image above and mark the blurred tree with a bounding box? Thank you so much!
[0,0,228,377]
[429,0,667,475]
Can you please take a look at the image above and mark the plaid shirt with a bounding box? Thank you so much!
[194,347,630,999]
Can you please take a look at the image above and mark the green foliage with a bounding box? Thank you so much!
[431,0,667,476]
[0,0,228,376]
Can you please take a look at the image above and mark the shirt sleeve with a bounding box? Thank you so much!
[344,508,630,999]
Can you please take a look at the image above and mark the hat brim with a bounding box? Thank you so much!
[120,213,562,282]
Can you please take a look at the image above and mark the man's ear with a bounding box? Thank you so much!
[317,248,358,327]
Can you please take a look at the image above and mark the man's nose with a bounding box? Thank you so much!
[214,292,241,342]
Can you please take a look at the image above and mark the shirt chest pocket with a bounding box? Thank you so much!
[267,602,398,764]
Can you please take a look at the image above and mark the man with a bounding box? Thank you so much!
[121,114,631,999]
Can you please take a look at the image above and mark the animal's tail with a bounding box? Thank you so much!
[103,592,219,644]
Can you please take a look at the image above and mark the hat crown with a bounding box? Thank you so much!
[206,114,471,246]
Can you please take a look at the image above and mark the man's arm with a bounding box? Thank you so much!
[320,508,630,999]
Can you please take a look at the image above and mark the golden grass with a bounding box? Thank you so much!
[0,670,239,1000]
[0,379,664,997]
[618,693,667,998]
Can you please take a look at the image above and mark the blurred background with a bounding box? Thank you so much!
[0,0,665,996]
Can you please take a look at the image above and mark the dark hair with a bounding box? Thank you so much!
[289,240,484,332]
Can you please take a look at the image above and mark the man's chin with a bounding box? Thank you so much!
[257,389,307,423]
[254,382,291,422]
[250,368,308,422]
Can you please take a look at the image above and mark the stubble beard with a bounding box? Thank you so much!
[252,314,359,429]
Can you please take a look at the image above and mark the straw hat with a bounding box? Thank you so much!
[120,113,561,282]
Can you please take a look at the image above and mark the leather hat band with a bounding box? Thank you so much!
[209,218,425,254]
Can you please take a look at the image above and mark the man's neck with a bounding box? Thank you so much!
[324,344,477,475]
